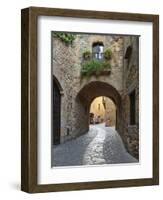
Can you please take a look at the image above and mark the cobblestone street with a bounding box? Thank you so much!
[52,123,138,167]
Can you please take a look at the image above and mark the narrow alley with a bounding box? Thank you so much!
[52,123,137,167]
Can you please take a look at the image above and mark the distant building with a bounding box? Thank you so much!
[90,96,116,127]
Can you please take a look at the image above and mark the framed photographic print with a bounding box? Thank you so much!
[21,7,159,193]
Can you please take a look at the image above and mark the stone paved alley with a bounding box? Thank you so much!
[52,123,138,167]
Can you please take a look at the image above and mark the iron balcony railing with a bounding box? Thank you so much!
[83,52,105,61]
[91,52,105,60]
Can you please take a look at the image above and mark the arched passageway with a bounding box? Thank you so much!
[52,81,138,166]
[53,83,137,166]
[76,81,122,134]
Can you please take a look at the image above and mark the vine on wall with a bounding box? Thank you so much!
[52,32,76,45]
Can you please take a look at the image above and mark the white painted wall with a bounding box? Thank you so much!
[0,0,162,199]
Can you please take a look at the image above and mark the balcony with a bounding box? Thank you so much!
[81,51,112,77]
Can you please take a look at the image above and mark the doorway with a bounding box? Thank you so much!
[53,77,61,145]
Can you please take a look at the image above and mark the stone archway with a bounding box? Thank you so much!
[76,81,122,134]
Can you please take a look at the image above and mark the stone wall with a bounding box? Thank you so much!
[121,36,139,159]
[79,35,124,92]
[105,97,116,127]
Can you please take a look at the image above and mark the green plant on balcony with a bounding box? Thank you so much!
[104,49,112,60]
[83,50,91,60]
[52,32,76,45]
[81,59,111,76]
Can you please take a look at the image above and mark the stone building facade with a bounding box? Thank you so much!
[105,97,116,127]
[52,33,139,159]
[121,36,139,159]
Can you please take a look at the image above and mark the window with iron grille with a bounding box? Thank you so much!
[92,42,104,60]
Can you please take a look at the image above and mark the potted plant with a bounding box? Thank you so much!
[83,50,91,60]
[104,49,112,60]
[81,59,111,77]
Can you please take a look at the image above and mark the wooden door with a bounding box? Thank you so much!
[53,79,61,145]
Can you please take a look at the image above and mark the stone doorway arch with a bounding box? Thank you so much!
[76,81,122,133]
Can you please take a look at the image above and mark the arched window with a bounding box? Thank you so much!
[92,42,104,60]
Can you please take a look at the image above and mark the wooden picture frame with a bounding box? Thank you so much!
[21,7,159,193]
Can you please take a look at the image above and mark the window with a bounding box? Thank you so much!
[129,90,136,125]
[92,42,104,60]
